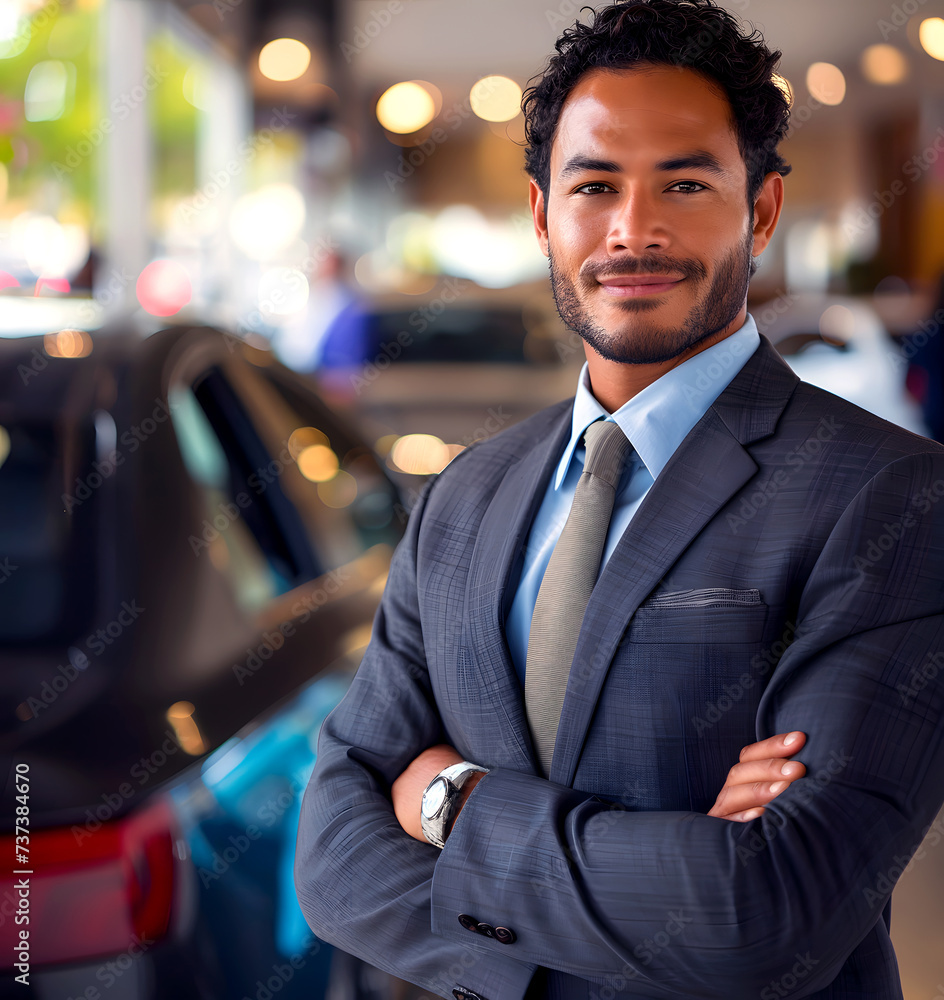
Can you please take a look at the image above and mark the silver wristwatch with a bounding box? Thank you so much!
[420,761,488,849]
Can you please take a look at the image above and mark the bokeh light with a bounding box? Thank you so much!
[12,213,89,278]
[258,38,311,82]
[288,426,329,460]
[919,18,944,61]
[43,329,93,359]
[318,470,358,508]
[861,45,909,84]
[24,60,75,122]
[806,62,846,106]
[390,434,451,475]
[229,184,306,261]
[297,444,339,483]
[136,260,192,317]
[819,304,856,341]
[0,426,11,471]
[0,12,30,59]
[166,701,206,755]
[376,81,436,134]
[258,268,310,318]
[469,75,522,123]
[183,64,212,110]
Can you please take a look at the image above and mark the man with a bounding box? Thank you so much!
[295,2,944,998]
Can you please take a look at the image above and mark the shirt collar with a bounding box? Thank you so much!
[554,314,761,489]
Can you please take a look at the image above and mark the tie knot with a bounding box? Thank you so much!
[582,420,630,490]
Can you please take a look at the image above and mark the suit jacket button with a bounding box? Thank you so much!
[494,925,517,944]
[476,922,496,938]
[453,988,485,1000]
[457,913,479,933]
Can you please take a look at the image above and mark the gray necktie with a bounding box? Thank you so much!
[525,419,632,776]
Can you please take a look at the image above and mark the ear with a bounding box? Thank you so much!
[529,178,550,258]
[751,171,784,256]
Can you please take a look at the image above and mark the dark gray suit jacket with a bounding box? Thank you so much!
[295,336,944,999]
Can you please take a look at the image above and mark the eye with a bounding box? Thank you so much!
[667,180,707,194]
[573,181,614,195]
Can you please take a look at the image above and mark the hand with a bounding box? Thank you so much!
[708,731,807,822]
[392,744,485,843]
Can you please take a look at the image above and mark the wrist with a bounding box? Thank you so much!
[420,762,488,848]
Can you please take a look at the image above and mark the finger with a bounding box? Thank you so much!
[737,731,806,764]
[726,807,765,823]
[707,780,791,818]
[724,757,807,788]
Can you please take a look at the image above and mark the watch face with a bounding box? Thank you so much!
[422,778,447,819]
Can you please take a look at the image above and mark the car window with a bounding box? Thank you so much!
[169,385,288,614]
[0,420,97,643]
[169,358,398,615]
[227,360,400,561]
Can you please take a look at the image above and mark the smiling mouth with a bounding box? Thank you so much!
[596,275,685,297]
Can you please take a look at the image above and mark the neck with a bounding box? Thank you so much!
[584,310,746,412]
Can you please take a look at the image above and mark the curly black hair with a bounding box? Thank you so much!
[523,0,792,206]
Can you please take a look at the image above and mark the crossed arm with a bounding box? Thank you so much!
[295,452,944,1000]
[390,732,810,842]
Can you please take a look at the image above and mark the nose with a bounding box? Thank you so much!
[605,188,668,257]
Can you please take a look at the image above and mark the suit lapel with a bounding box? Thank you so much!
[550,337,800,785]
[461,404,572,775]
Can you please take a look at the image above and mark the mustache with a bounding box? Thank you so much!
[581,255,708,283]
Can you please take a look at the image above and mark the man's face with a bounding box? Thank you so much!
[532,65,763,365]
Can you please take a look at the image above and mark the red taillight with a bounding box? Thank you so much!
[0,797,178,967]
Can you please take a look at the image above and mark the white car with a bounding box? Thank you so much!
[760,294,929,437]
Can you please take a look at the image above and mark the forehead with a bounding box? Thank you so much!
[552,65,742,167]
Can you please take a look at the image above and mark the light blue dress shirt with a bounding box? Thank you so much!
[505,316,762,683]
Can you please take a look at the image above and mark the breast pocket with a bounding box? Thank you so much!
[629,588,768,644]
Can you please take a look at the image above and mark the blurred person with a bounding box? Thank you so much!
[274,249,370,371]
[903,274,944,442]
[296,2,944,998]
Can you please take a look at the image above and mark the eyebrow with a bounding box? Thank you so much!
[557,150,730,180]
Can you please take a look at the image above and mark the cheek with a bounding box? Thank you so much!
[549,212,600,260]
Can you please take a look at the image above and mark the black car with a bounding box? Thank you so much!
[0,321,404,998]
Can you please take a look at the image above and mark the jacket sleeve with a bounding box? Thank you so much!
[429,451,944,999]
[294,476,538,1000]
